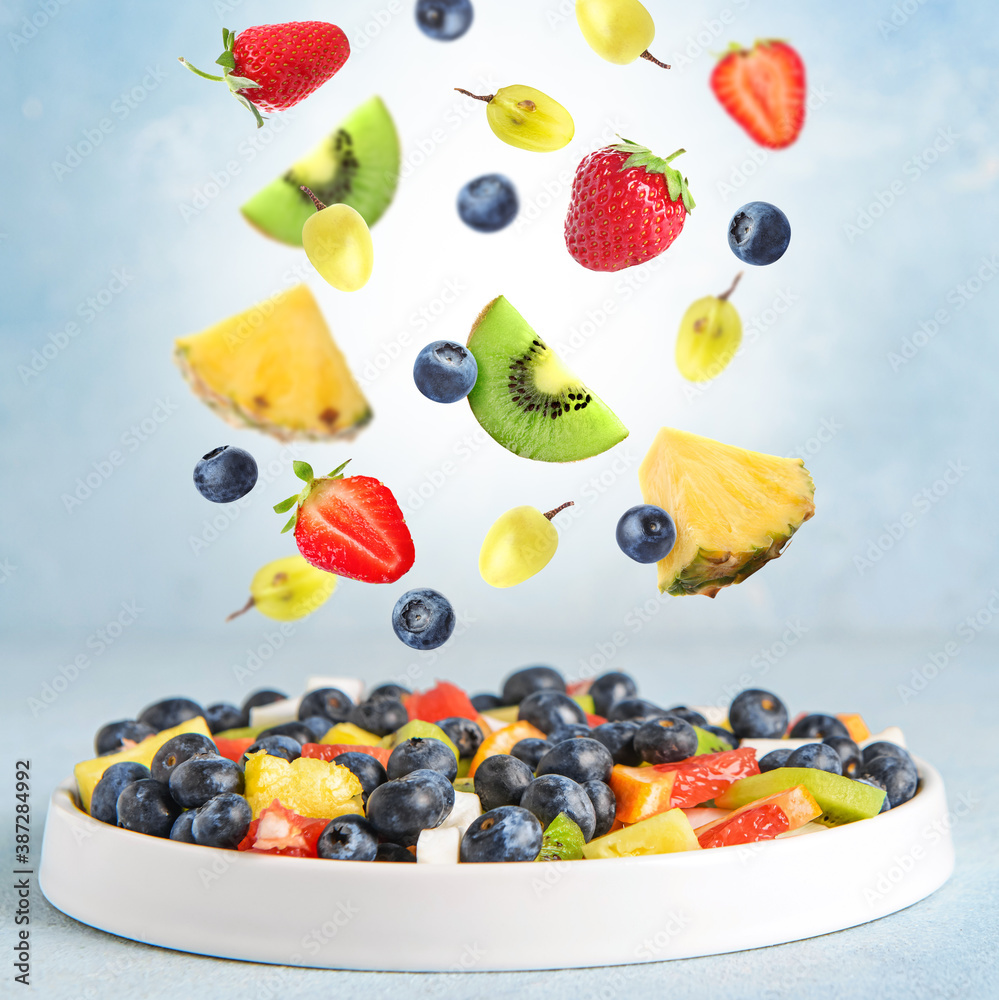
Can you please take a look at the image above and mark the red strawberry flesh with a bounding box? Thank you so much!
[295,476,414,584]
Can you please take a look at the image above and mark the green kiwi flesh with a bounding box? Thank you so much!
[241,96,401,246]
[466,296,629,462]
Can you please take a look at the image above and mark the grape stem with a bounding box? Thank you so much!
[640,50,671,69]
[300,186,327,212]
[718,272,744,301]
[226,597,255,622]
[543,501,575,521]
[454,88,494,103]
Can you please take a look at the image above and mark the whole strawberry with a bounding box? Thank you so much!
[180,23,350,128]
[274,461,415,585]
[710,40,806,149]
[564,141,695,272]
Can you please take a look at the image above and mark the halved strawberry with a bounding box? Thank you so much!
[275,460,415,584]
[710,40,806,150]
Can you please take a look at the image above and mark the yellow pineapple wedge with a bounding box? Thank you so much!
[638,427,815,597]
[173,284,372,442]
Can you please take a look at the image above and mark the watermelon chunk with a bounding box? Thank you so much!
[302,742,391,766]
[406,681,477,723]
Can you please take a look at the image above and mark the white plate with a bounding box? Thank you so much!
[39,759,954,972]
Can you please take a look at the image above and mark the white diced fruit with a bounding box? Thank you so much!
[861,726,906,749]
[416,826,460,864]
[692,706,729,728]
[305,676,366,704]
[248,696,302,729]
[738,737,824,755]
[439,791,482,837]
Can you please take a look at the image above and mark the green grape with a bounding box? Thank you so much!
[479,502,573,588]
[455,85,575,152]
[575,0,669,68]
[301,187,373,292]
[228,555,336,622]
[675,273,743,382]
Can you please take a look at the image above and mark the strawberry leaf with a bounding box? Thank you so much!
[293,461,314,483]
[215,51,236,71]
[614,143,696,213]
[280,511,298,534]
[327,459,352,479]
[273,495,299,514]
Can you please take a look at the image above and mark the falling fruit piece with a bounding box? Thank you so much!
[228,556,337,623]
[479,502,574,588]
[454,85,574,152]
[675,273,743,382]
[300,186,374,292]
[574,0,670,68]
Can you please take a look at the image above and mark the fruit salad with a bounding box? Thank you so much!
[73,667,918,864]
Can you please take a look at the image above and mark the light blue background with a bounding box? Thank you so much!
[1,0,997,996]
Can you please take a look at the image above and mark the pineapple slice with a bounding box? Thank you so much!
[638,427,815,597]
[173,284,372,442]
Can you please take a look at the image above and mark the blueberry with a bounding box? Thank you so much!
[460,806,543,862]
[589,721,642,766]
[862,755,918,808]
[789,714,850,741]
[365,769,454,846]
[193,445,258,503]
[861,741,915,770]
[666,706,707,728]
[786,743,843,775]
[633,717,698,764]
[317,814,379,861]
[416,0,473,41]
[510,738,553,771]
[257,721,315,746]
[728,201,791,266]
[137,697,205,733]
[471,693,504,712]
[855,777,891,813]
[333,752,387,805]
[728,689,788,739]
[240,689,287,726]
[301,715,335,741]
[758,748,793,772]
[517,690,586,734]
[192,792,251,849]
[348,697,409,737]
[546,723,593,744]
[204,703,243,735]
[91,762,150,825]
[391,588,455,650]
[502,666,566,705]
[615,505,677,563]
[94,720,156,756]
[700,725,740,750]
[168,754,245,809]
[298,687,354,724]
[588,671,638,717]
[823,736,862,778]
[375,842,417,862]
[367,683,411,702]
[520,774,596,842]
[150,733,217,784]
[413,341,479,403]
[436,717,484,759]
[457,174,518,233]
[169,809,198,843]
[473,754,534,811]
[241,735,302,765]
[116,779,180,837]
[387,737,458,782]
[606,698,670,723]
[581,780,616,839]
[536,738,613,785]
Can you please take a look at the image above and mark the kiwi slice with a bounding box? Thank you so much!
[241,95,401,246]
[466,296,629,462]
